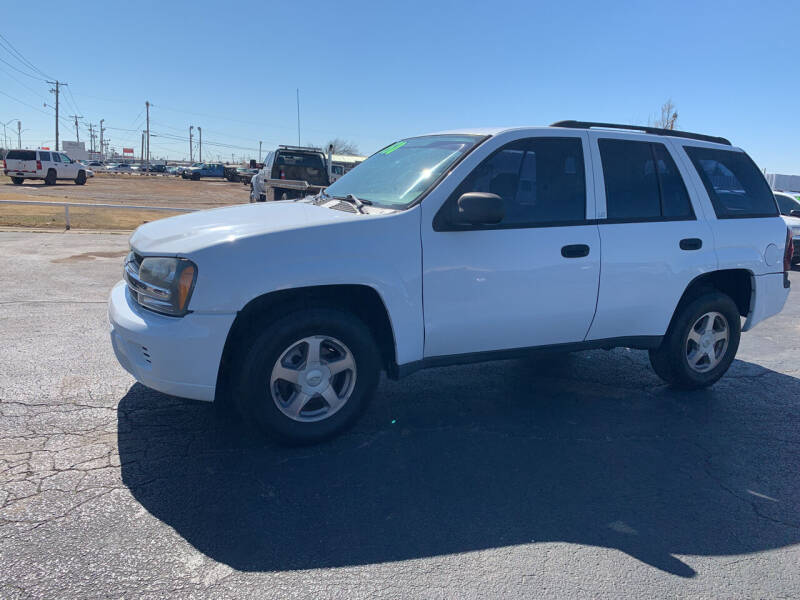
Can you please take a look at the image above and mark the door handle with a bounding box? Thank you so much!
[561,244,590,258]
[680,238,703,251]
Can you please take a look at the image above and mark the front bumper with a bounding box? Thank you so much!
[108,281,236,401]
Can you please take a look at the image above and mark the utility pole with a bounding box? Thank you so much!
[140,132,145,163]
[47,80,66,150]
[17,121,21,149]
[99,119,104,160]
[259,140,262,162]
[145,101,150,172]
[189,126,193,162]
[88,123,94,153]
[69,114,82,143]
[198,127,202,162]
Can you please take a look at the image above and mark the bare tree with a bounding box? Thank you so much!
[324,138,360,156]
[650,99,678,130]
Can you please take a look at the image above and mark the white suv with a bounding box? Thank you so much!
[3,149,89,185]
[108,121,792,443]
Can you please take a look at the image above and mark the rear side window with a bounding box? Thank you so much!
[6,150,36,161]
[599,139,693,221]
[445,136,586,227]
[39,151,51,161]
[684,146,778,218]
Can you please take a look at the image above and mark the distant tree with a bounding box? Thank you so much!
[650,99,678,130]
[324,138,360,156]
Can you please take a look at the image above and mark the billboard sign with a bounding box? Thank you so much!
[123,148,134,155]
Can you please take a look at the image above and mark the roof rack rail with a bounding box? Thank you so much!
[550,120,731,146]
[278,144,323,152]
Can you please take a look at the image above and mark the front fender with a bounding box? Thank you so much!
[187,208,425,365]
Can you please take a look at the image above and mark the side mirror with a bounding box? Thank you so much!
[790,209,800,218]
[454,192,504,226]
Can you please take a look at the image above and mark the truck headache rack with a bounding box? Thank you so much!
[551,120,731,146]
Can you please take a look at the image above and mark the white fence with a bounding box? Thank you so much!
[0,200,195,230]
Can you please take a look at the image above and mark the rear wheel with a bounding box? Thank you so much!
[236,308,380,444]
[75,170,87,185]
[11,177,23,185]
[44,169,56,185]
[649,292,741,389]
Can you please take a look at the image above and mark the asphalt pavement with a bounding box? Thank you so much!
[1,230,799,599]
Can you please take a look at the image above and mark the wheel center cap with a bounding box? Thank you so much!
[306,369,323,387]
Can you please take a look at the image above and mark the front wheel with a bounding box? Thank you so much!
[236,308,380,444]
[649,292,741,389]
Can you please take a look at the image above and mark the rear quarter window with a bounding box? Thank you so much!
[684,146,778,218]
[6,150,37,161]
[39,151,51,161]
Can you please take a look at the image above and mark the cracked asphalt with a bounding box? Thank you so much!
[1,229,799,599]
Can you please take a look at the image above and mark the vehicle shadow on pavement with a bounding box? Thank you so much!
[117,351,800,577]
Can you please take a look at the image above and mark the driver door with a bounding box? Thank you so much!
[421,132,601,358]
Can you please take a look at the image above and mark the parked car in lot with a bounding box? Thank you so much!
[235,167,259,185]
[108,163,134,173]
[3,149,90,185]
[775,192,800,264]
[181,162,227,180]
[109,121,792,444]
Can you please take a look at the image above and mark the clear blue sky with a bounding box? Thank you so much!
[1,0,798,171]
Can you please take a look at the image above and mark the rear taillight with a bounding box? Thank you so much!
[36,160,42,170]
[784,227,793,274]
[280,169,285,179]
[1,159,5,169]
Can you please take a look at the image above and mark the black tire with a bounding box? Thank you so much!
[649,291,741,389]
[75,170,87,185]
[191,172,200,181]
[44,169,56,185]
[11,177,23,185]
[236,308,380,444]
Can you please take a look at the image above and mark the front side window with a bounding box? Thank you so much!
[684,146,778,218]
[60,154,71,163]
[599,139,693,221]
[325,134,483,209]
[440,137,586,227]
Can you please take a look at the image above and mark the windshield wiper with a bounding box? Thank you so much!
[333,194,372,214]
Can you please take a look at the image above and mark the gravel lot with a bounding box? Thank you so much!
[1,230,799,599]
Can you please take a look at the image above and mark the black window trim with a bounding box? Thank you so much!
[433,135,591,232]
[683,145,779,220]
[597,138,696,224]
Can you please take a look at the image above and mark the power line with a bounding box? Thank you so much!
[0,89,51,116]
[0,55,45,81]
[0,33,52,79]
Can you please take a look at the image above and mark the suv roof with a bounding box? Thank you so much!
[429,122,733,148]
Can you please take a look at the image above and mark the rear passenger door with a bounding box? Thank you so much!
[586,132,717,341]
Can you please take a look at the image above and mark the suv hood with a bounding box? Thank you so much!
[129,201,360,255]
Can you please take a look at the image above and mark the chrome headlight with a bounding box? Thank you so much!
[124,253,197,316]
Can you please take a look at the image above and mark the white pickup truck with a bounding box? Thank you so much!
[109,121,792,443]
[3,149,89,185]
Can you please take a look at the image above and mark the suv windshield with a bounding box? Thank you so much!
[325,134,483,208]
